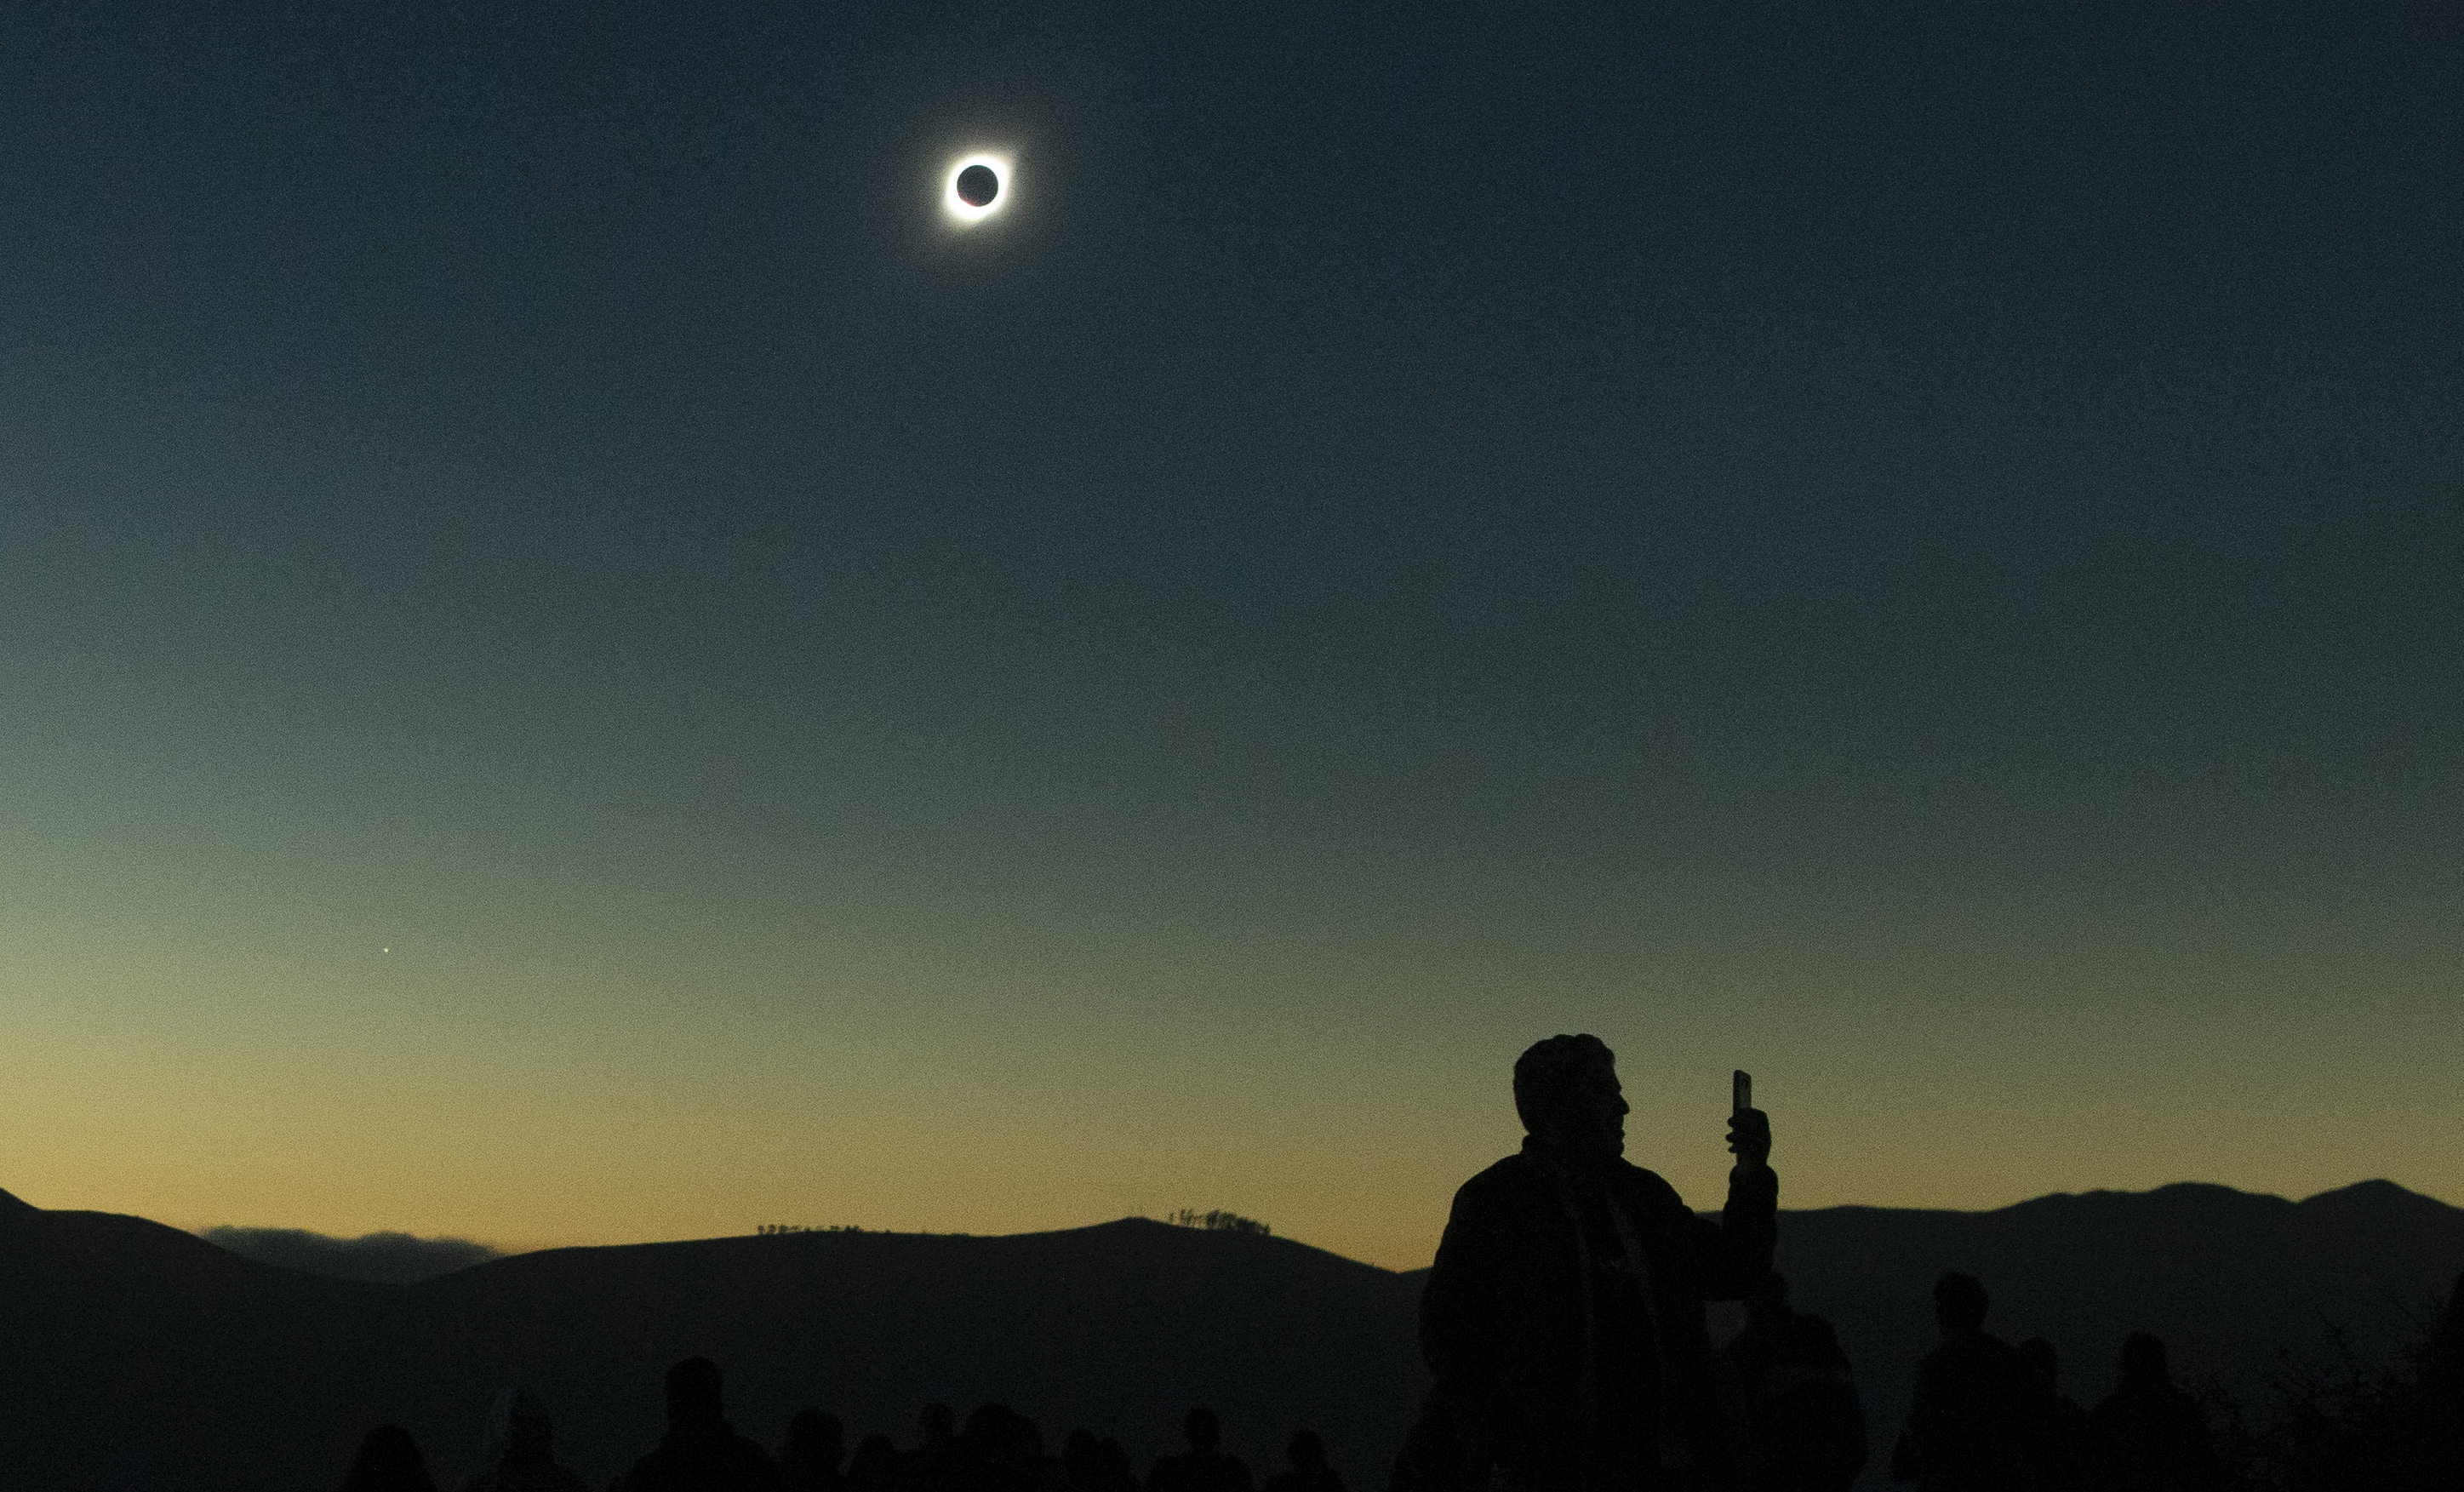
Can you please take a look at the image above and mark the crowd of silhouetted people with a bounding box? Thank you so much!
[335,1363,1352,1492]
[1878,1271,2223,1492]
[1729,1260,2461,1492]
[329,1256,2461,1492]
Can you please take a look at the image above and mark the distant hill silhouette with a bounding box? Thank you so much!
[0,1181,2455,1491]
[0,1192,1421,1492]
[198,1224,502,1283]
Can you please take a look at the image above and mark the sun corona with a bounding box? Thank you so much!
[942,152,1012,224]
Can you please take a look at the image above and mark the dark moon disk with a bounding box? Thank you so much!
[956,163,1000,208]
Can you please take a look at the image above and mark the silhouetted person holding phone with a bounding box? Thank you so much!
[1726,1273,1867,1492]
[459,1387,591,1492]
[1419,1033,1778,1492]
[781,1409,846,1492]
[617,1357,785,1492]
[340,1424,439,1492]
[1889,1272,2027,1491]
[2080,1334,2215,1492]
[1261,1431,1343,1492]
[1147,1407,1252,1492]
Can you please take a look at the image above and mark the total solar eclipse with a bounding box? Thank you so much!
[944,152,1012,224]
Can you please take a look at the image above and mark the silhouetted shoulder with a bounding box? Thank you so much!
[1428,1155,1553,1284]
[1448,1152,1549,1209]
[1443,1151,1689,1217]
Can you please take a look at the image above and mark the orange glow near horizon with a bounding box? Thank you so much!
[5,855,2454,1272]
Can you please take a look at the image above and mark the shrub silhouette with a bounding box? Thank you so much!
[1168,1210,1272,1238]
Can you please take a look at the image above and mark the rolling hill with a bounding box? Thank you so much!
[0,1180,2455,1491]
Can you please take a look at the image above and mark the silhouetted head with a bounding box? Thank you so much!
[2017,1338,2059,1390]
[665,1358,725,1422]
[2118,1331,2171,1391]
[477,1386,557,1471]
[1183,1406,1221,1454]
[1934,1272,1989,1335]
[1747,1272,1792,1327]
[1287,1430,1326,1472]
[785,1409,845,1474]
[1513,1034,1626,1162]
[340,1424,437,1492]
[918,1404,958,1449]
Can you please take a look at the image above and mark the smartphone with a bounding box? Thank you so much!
[1733,1070,1752,1114]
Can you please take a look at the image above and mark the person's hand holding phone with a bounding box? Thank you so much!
[1727,1069,1773,1170]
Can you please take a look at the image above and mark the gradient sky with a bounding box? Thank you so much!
[2,2,2457,1270]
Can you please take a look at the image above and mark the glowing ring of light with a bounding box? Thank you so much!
[943,152,1012,224]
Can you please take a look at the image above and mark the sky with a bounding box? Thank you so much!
[1,2,2458,1271]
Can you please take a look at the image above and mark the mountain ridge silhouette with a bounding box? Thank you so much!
[1,1180,2455,1490]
